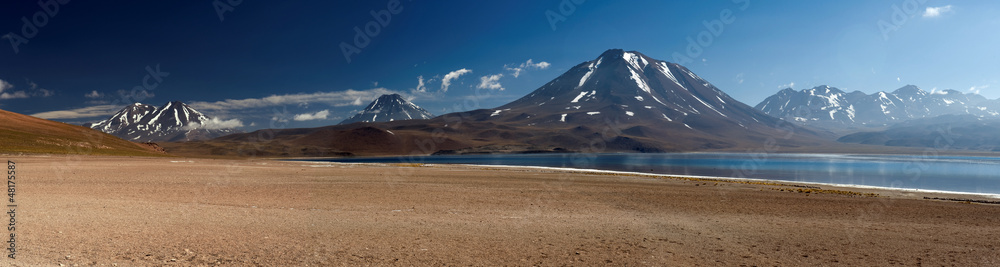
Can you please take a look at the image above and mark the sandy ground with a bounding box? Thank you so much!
[5,155,1000,266]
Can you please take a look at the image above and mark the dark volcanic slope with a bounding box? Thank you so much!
[165,49,828,157]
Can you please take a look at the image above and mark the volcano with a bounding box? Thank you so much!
[339,94,434,125]
[491,49,779,129]
[86,101,238,142]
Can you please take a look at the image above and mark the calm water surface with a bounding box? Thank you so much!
[302,153,1000,195]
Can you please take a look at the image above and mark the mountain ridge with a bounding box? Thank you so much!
[339,94,434,125]
[756,85,1000,128]
[163,49,830,157]
[86,101,238,142]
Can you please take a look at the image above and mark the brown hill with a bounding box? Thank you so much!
[0,108,166,156]
[162,108,831,158]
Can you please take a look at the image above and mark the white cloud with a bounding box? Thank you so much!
[293,109,330,121]
[441,68,472,92]
[0,79,11,92]
[28,81,53,97]
[969,85,988,95]
[414,76,427,92]
[0,91,29,100]
[477,74,504,91]
[30,104,121,119]
[184,117,244,130]
[0,79,53,99]
[505,59,551,78]
[0,79,27,99]
[923,5,952,18]
[735,73,744,84]
[188,88,397,111]
[778,82,795,89]
[85,90,103,98]
[351,97,364,106]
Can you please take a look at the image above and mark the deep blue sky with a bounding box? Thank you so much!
[2,1,997,130]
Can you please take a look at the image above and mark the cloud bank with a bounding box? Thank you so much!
[184,117,245,130]
[293,109,330,121]
[188,88,397,111]
[30,105,121,119]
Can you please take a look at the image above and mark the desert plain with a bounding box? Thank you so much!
[5,155,1000,266]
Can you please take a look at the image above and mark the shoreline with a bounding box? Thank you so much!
[460,164,1000,200]
[294,160,1000,201]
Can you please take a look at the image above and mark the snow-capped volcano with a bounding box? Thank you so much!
[493,49,778,130]
[339,94,434,125]
[85,101,238,142]
[756,85,1000,127]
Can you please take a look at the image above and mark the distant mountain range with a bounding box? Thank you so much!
[339,94,434,125]
[164,49,827,157]
[756,85,1000,128]
[85,101,238,142]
